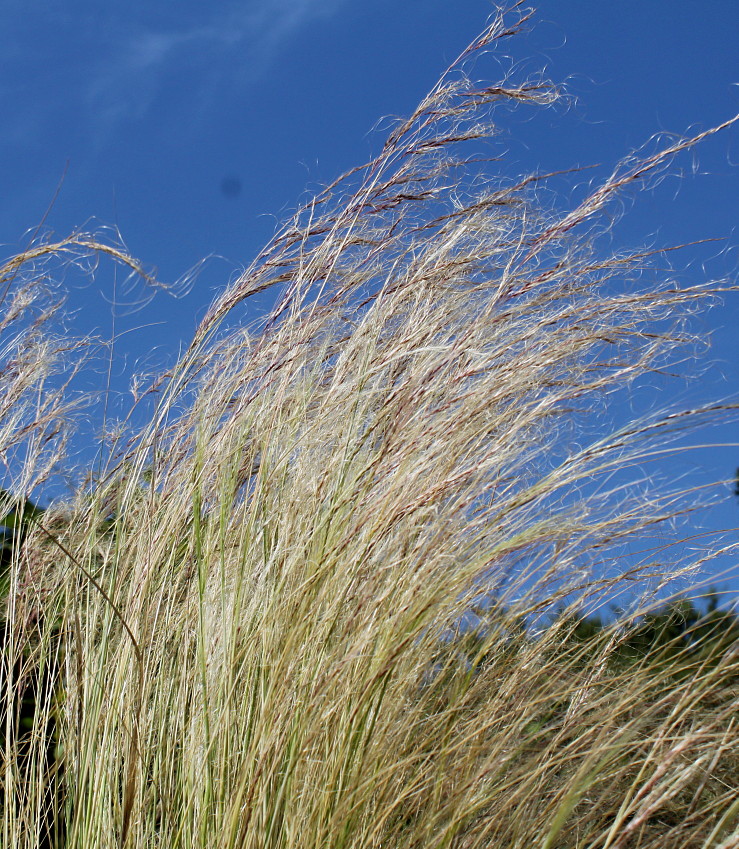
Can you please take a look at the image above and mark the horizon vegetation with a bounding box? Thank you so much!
[1,5,739,848]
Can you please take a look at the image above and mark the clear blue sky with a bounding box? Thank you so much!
[2,1,738,598]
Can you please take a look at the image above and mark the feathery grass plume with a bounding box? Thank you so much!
[6,4,739,848]
[0,231,163,849]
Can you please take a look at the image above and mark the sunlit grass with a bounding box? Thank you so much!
[2,7,738,848]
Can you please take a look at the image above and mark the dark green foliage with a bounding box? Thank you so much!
[0,493,65,849]
[0,489,45,599]
[438,592,739,687]
[427,595,738,847]
[608,595,738,677]
[0,489,44,554]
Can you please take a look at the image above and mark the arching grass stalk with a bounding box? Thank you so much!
[3,4,739,848]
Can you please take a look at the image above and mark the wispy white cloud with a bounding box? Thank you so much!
[84,0,347,138]
[0,0,348,151]
[234,0,345,58]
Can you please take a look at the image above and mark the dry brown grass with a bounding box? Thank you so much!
[2,5,738,848]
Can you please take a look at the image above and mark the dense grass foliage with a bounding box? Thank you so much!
[2,7,738,848]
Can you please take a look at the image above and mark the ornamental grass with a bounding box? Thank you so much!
[2,6,738,848]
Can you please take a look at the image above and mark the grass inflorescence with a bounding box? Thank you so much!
[2,6,738,848]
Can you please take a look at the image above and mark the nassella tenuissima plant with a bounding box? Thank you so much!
[4,6,739,849]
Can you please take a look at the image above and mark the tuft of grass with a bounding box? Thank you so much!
[2,6,739,848]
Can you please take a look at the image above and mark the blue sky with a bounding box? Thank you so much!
[1,1,738,597]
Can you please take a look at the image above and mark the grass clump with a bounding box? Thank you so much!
[2,6,739,848]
